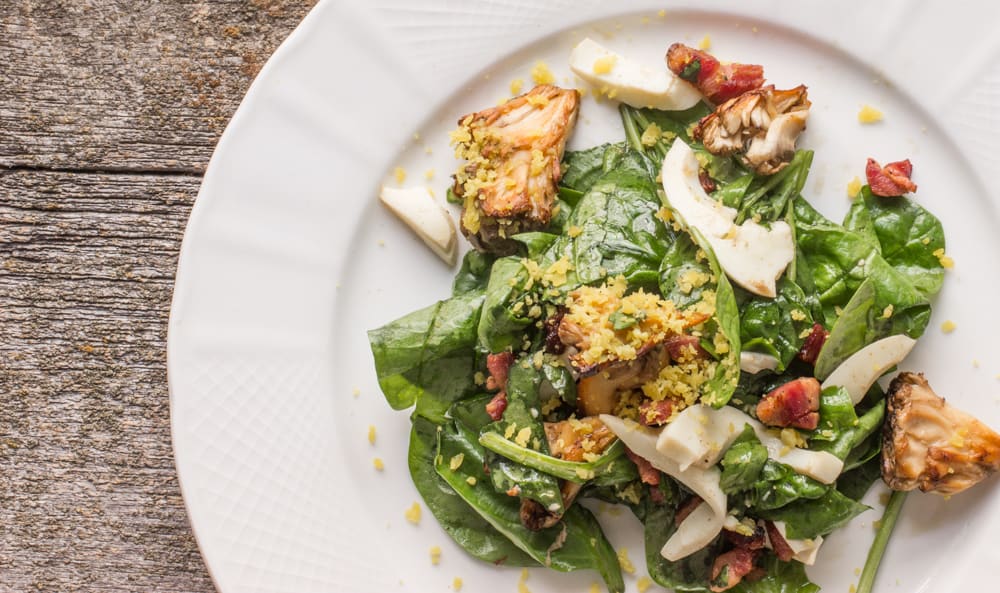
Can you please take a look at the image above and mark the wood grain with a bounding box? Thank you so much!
[0,0,315,590]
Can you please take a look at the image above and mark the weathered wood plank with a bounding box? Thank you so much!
[0,0,316,172]
[0,170,213,592]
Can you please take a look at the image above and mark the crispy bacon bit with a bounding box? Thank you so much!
[485,352,514,391]
[756,377,821,430]
[485,392,508,421]
[663,334,709,362]
[625,448,661,487]
[710,548,758,592]
[797,323,828,365]
[763,521,794,562]
[666,43,765,104]
[638,399,675,426]
[699,169,718,193]
[865,158,917,197]
[674,495,703,526]
[649,485,666,505]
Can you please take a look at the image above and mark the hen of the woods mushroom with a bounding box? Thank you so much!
[368,35,994,593]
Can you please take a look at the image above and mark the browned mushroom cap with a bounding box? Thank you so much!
[451,84,580,254]
[576,344,671,416]
[882,372,1000,495]
[694,85,810,175]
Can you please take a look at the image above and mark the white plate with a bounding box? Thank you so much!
[168,2,1000,592]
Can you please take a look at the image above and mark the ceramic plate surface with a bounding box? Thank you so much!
[169,2,1000,591]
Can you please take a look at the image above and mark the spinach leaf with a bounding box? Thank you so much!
[809,386,884,461]
[844,187,945,298]
[794,199,932,377]
[453,251,496,295]
[658,233,714,309]
[692,229,742,408]
[737,150,813,225]
[812,271,929,379]
[569,150,673,288]
[483,361,564,512]
[480,433,627,483]
[641,494,718,592]
[751,460,828,511]
[738,277,814,371]
[409,416,536,566]
[728,553,820,593]
[449,393,496,433]
[757,488,870,539]
[837,455,883,501]
[436,420,624,592]
[560,142,626,193]
[720,424,768,494]
[513,232,561,260]
[368,290,484,418]
[540,361,576,407]
[477,257,532,353]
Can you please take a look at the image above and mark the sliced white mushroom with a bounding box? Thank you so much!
[600,414,727,561]
[656,404,843,484]
[740,351,780,374]
[661,140,794,298]
[569,38,702,111]
[820,334,917,404]
[767,521,824,566]
[379,185,458,265]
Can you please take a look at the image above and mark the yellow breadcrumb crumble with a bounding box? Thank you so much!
[564,276,691,368]
[430,545,442,565]
[373,457,384,471]
[404,502,422,525]
[847,176,862,198]
[857,105,883,124]
[617,548,636,574]
[941,320,957,334]
[510,78,524,96]
[393,166,407,184]
[531,61,555,85]
[698,34,712,50]
[367,425,376,445]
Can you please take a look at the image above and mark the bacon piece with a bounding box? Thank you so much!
[625,448,661,487]
[485,392,508,421]
[797,323,828,365]
[756,377,821,430]
[484,352,515,420]
[485,352,514,391]
[710,548,759,592]
[674,495,703,526]
[663,334,709,362]
[666,43,765,104]
[865,158,917,197]
[763,521,795,562]
[638,399,675,426]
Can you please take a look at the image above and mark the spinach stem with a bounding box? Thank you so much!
[620,104,644,153]
[857,490,907,593]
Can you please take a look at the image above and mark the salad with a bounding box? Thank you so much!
[368,38,1000,593]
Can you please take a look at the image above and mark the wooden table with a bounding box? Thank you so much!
[0,2,314,590]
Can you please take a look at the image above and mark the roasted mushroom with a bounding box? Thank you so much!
[555,279,708,415]
[882,372,1000,495]
[520,417,616,530]
[694,85,811,175]
[451,84,580,254]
